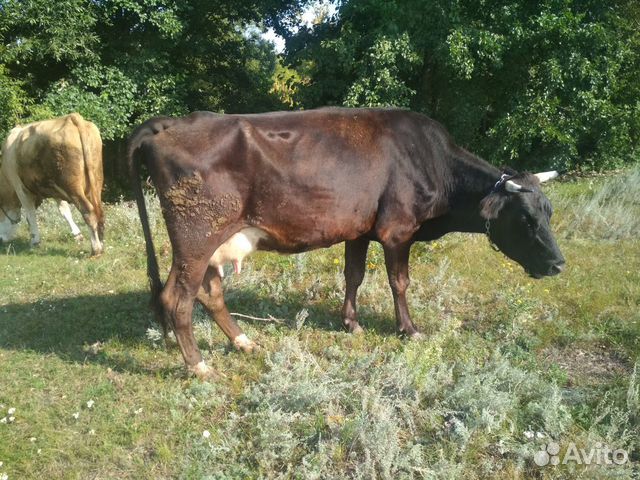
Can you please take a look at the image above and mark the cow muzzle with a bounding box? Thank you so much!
[548,260,565,276]
[0,214,20,242]
[527,260,565,279]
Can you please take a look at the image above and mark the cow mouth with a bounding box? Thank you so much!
[526,262,565,279]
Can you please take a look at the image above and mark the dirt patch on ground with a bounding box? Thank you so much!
[541,344,630,386]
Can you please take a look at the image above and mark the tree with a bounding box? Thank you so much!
[0,0,304,140]
[285,0,640,170]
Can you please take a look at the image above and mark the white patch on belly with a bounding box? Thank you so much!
[209,227,267,276]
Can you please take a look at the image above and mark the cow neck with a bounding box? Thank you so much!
[444,152,502,235]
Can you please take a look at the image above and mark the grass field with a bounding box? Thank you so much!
[1,169,639,479]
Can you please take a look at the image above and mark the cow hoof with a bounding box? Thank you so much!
[349,324,365,335]
[74,233,85,242]
[233,334,258,353]
[189,361,219,380]
[344,319,364,334]
[398,329,423,340]
[408,331,424,341]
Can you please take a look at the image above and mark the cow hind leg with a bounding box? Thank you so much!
[73,196,103,255]
[341,237,370,334]
[160,260,214,379]
[383,242,420,338]
[197,266,257,353]
[94,201,105,243]
[12,181,40,247]
[57,200,83,240]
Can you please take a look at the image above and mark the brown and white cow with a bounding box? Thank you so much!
[0,113,105,255]
[128,108,564,378]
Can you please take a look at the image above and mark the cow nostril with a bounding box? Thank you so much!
[550,262,565,275]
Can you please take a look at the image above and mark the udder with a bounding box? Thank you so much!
[209,227,267,277]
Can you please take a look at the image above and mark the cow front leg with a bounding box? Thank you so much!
[341,237,370,334]
[197,266,257,352]
[57,200,83,240]
[383,242,420,337]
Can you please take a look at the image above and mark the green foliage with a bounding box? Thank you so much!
[271,58,307,108]
[343,33,422,108]
[0,64,26,136]
[1,0,100,66]
[286,0,640,171]
[0,0,296,141]
[3,0,636,172]
[33,66,136,140]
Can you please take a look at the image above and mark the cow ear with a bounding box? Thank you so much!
[480,192,506,220]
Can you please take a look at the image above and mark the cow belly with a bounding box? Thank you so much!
[209,227,268,276]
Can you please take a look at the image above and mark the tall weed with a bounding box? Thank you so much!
[552,165,640,240]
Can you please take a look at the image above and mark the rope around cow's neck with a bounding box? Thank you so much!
[485,219,500,252]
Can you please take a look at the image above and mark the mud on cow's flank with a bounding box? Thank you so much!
[161,172,241,230]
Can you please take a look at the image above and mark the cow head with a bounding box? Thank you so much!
[0,170,21,243]
[480,170,565,278]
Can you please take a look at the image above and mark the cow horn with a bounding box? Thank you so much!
[505,180,525,192]
[534,171,559,183]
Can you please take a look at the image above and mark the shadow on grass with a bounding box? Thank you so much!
[1,237,86,258]
[0,289,396,375]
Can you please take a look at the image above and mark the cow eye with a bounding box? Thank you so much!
[522,214,537,231]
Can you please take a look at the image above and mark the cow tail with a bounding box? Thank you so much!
[70,113,105,239]
[127,130,169,336]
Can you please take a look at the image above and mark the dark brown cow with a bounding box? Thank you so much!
[128,108,564,378]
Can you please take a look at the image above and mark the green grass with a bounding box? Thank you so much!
[1,169,639,479]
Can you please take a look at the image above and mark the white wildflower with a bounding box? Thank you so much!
[7,417,14,423]
[29,437,36,443]
[0,418,6,424]
[7,408,15,415]
[72,412,80,420]
[202,430,211,439]
[86,400,94,409]
[89,429,95,435]
[134,408,143,415]
[524,430,546,440]
[1,472,8,480]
